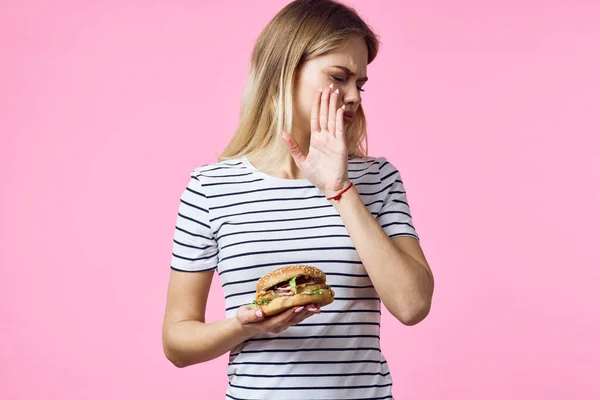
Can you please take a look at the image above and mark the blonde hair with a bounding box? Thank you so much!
[218,0,380,169]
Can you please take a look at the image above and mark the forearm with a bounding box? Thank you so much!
[331,185,433,324]
[163,316,253,368]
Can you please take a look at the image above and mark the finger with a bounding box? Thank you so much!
[319,85,331,132]
[298,311,316,323]
[237,305,264,325]
[305,303,321,313]
[267,306,300,325]
[288,309,311,326]
[280,131,306,167]
[335,105,345,140]
[285,305,307,322]
[279,305,309,327]
[287,306,308,321]
[266,307,301,332]
[311,90,321,134]
[328,88,339,134]
[295,305,320,323]
[288,302,319,323]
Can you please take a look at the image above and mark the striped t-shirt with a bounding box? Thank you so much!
[170,155,419,400]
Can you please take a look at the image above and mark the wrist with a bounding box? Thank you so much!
[329,183,361,209]
[323,180,353,200]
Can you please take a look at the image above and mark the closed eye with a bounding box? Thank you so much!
[332,76,365,92]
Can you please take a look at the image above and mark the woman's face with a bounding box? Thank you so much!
[292,36,369,135]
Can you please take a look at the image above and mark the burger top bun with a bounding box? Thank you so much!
[256,265,326,292]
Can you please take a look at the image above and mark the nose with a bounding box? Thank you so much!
[341,85,361,110]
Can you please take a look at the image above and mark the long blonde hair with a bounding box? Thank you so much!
[218,0,380,169]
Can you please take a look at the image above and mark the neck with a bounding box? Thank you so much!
[248,147,304,180]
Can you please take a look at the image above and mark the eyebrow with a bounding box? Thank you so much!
[332,66,368,82]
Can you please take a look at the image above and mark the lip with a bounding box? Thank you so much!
[343,111,355,122]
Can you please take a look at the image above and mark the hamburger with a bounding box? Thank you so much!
[249,265,335,316]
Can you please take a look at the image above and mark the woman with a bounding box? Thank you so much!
[162,0,434,398]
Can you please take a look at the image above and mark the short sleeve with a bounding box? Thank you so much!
[170,174,219,272]
[376,157,420,241]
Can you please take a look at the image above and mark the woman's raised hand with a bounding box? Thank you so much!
[280,85,351,198]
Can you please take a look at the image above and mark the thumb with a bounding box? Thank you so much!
[280,130,306,167]
[237,305,264,324]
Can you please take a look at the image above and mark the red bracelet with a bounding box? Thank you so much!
[326,182,353,201]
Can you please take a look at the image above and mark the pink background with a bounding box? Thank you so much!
[1,0,599,399]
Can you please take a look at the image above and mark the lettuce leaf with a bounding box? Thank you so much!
[249,297,276,309]
[289,276,297,294]
[299,288,325,295]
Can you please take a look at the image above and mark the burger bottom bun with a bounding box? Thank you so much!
[260,290,334,317]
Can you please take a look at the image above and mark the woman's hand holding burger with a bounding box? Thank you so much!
[234,265,334,336]
[235,302,320,336]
